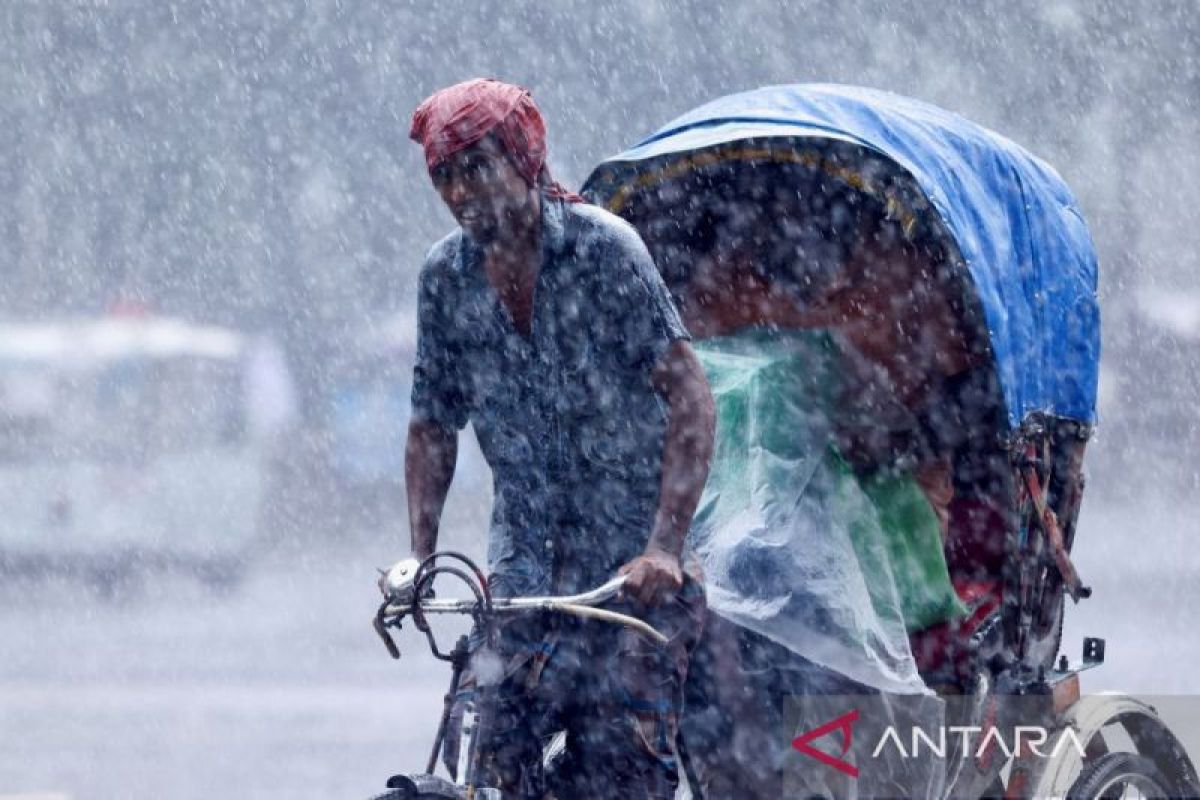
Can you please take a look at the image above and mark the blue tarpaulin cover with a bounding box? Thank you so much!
[585,83,1101,429]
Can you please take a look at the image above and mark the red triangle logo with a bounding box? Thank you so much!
[791,708,861,778]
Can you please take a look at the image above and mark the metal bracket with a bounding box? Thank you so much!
[1082,636,1105,666]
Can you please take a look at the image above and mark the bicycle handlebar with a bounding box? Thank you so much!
[383,575,667,644]
[375,561,669,657]
[382,574,621,616]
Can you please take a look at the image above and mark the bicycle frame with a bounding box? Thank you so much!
[372,551,667,798]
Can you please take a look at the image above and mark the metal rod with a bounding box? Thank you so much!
[426,634,469,776]
[544,602,668,644]
[385,575,626,618]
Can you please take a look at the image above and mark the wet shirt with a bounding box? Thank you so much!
[411,196,689,597]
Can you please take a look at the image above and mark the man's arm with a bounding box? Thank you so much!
[620,338,715,605]
[405,418,459,560]
[405,250,469,560]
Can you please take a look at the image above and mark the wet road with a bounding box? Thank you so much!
[1,499,1196,798]
[0,519,480,800]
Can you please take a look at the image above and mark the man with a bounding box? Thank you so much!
[402,78,715,798]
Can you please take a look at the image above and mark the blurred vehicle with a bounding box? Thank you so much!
[0,315,296,592]
[324,313,489,534]
[324,314,417,531]
[1125,288,1200,490]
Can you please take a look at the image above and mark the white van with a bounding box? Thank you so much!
[0,316,296,590]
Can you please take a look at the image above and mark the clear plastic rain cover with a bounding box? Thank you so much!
[689,328,957,797]
[691,327,964,692]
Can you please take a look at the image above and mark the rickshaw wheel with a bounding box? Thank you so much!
[368,772,469,799]
[1067,752,1170,799]
[1035,695,1200,799]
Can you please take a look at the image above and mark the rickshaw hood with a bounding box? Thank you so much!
[585,84,1101,430]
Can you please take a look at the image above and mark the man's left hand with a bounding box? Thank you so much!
[618,547,684,606]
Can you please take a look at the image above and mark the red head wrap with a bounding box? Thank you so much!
[409,78,583,203]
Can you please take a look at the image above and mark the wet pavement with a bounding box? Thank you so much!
[0,518,480,800]
[1,499,1196,798]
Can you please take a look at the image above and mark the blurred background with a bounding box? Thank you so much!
[0,1,1196,798]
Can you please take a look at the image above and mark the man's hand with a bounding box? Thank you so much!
[619,546,684,606]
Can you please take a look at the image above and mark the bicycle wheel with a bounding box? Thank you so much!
[1067,752,1170,799]
[367,772,468,799]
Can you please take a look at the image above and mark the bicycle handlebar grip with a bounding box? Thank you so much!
[374,603,402,659]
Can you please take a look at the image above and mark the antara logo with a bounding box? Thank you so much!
[871,725,1087,761]
[791,709,861,778]
[792,710,1088,777]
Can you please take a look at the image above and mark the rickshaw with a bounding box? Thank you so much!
[370,85,1198,798]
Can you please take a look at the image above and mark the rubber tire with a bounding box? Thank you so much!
[369,771,468,799]
[1067,752,1171,799]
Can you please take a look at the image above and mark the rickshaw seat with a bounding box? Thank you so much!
[909,578,1002,679]
[945,496,1010,580]
[911,492,1009,680]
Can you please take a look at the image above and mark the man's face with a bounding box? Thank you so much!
[430,136,536,245]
